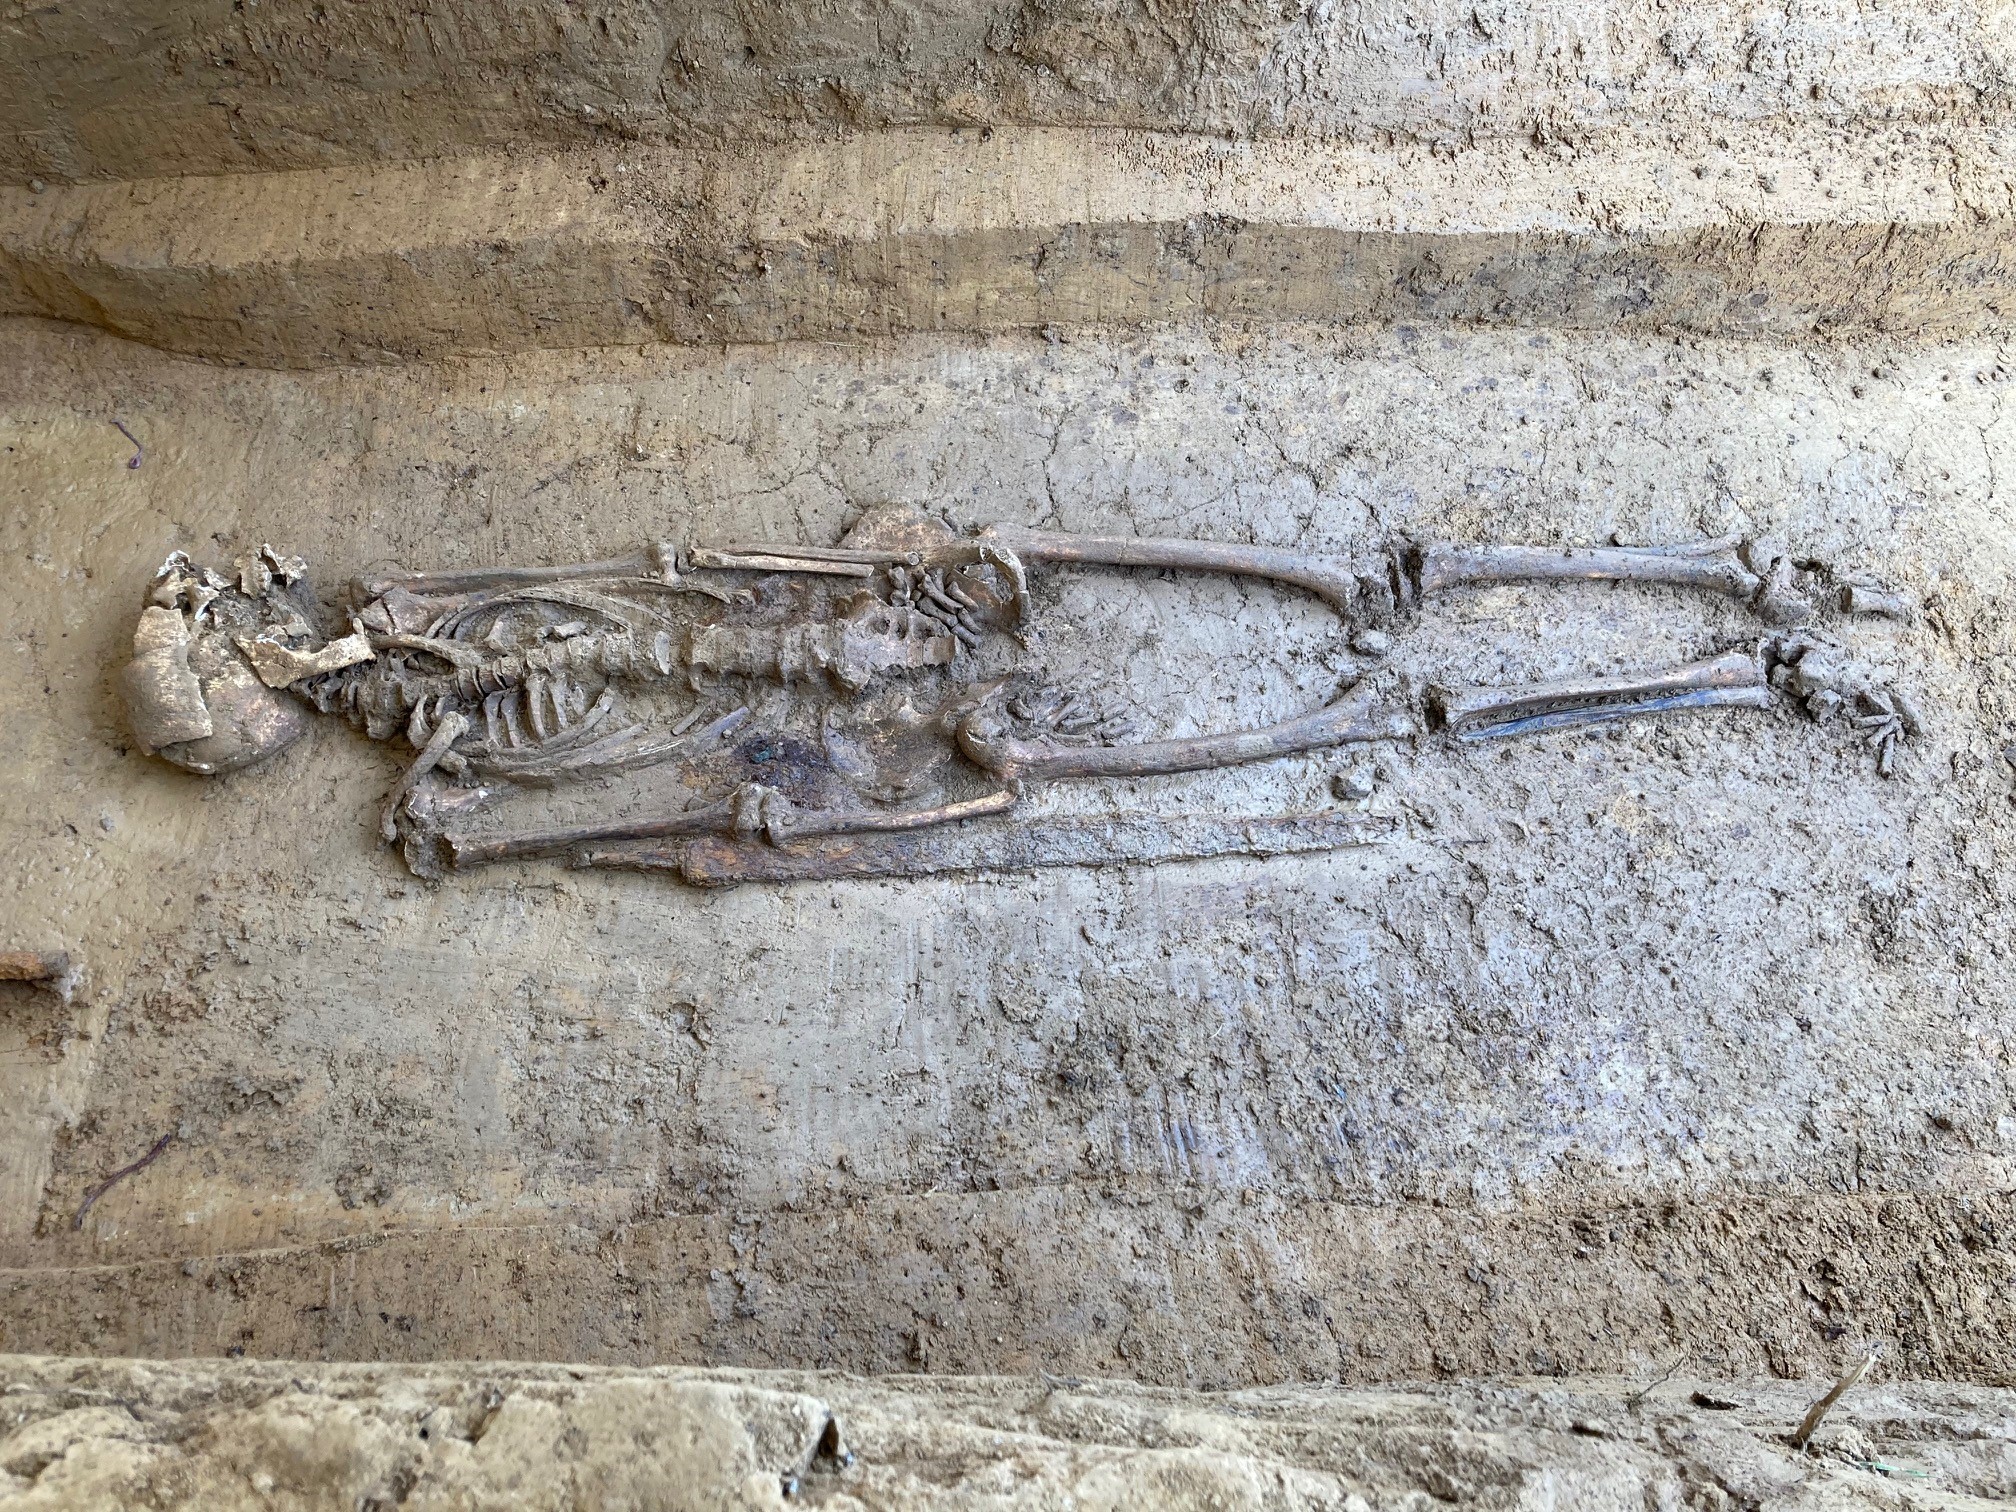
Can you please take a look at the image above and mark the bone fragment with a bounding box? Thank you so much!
[1416,542,1761,600]
[1749,553,1817,627]
[382,711,471,842]
[1435,651,1768,738]
[236,551,273,598]
[1889,687,1923,736]
[598,811,1397,886]
[122,606,212,752]
[1840,585,1913,619]
[1333,767,1377,801]
[261,545,309,583]
[234,629,376,688]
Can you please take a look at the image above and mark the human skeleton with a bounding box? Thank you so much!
[123,508,1914,885]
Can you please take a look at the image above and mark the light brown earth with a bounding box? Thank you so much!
[3,314,2013,1386]
[4,0,2015,184]
[5,123,2016,364]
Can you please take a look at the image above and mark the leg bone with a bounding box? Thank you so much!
[1416,542,1762,601]
[1434,651,1768,739]
[957,689,1410,783]
[444,796,739,868]
[980,523,1366,614]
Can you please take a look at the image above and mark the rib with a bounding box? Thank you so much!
[473,691,623,770]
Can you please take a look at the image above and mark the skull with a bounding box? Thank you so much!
[122,549,319,774]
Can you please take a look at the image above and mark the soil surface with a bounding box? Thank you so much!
[2,316,2012,1385]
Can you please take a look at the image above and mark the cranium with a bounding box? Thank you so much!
[121,548,323,774]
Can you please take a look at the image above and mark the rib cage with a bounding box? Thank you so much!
[302,580,979,770]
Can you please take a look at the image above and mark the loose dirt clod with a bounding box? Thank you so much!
[0,949,77,1001]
